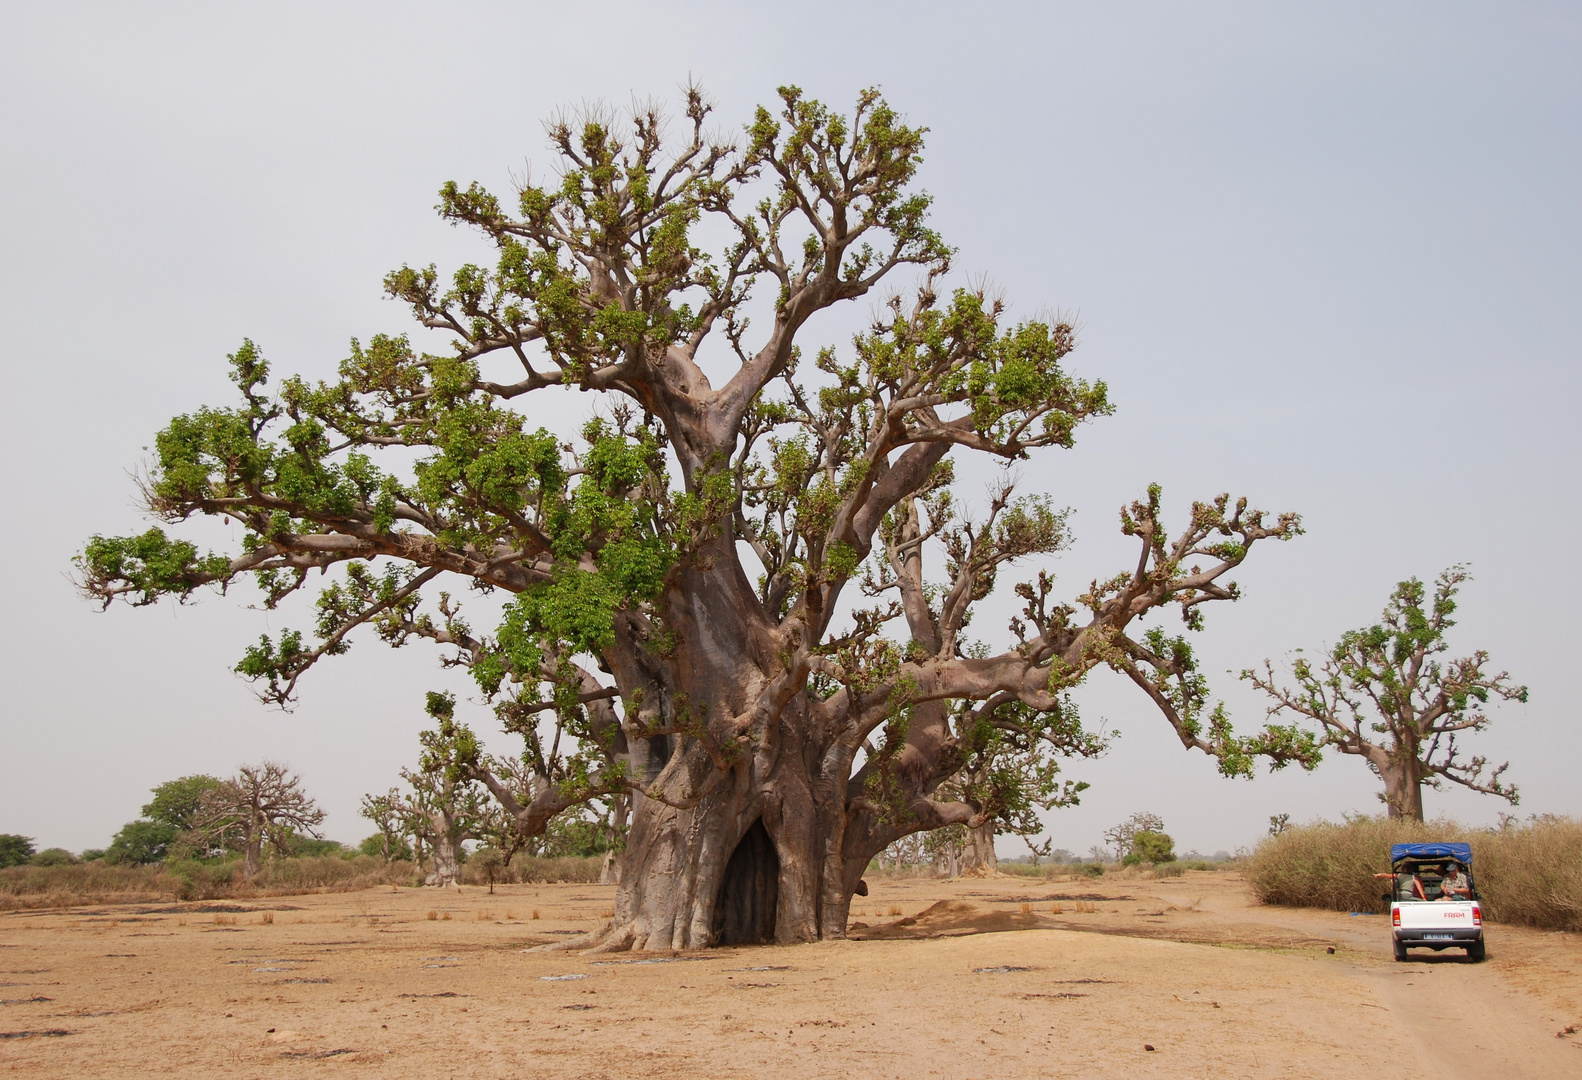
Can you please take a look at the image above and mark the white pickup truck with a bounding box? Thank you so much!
[1383,842,1485,961]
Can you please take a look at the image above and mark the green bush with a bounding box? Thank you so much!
[288,837,355,859]
[1133,830,1176,863]
[1077,862,1105,877]
[0,835,35,869]
[360,833,414,862]
[29,848,78,867]
[1246,815,1582,930]
[105,819,177,865]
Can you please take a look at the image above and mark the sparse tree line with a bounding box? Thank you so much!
[68,83,1534,945]
[356,691,624,887]
[1,764,326,874]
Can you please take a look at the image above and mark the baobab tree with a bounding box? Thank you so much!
[401,693,490,886]
[192,763,324,877]
[78,85,1317,949]
[927,697,1103,874]
[359,788,413,863]
[474,762,628,883]
[1244,566,1526,821]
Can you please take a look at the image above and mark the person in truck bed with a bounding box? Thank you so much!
[1374,869,1428,900]
[1438,863,1471,900]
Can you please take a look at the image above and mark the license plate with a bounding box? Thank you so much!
[1422,933,1453,940]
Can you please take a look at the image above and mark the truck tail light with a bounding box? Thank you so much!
[1472,905,1481,927]
[1392,907,1401,926]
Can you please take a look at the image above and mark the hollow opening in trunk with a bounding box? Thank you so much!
[711,817,779,946]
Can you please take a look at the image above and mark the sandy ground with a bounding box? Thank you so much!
[1,870,1578,1078]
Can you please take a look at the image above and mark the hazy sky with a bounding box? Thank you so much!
[2,2,1578,858]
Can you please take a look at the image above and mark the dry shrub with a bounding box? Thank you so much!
[454,854,601,886]
[1475,817,1582,930]
[1247,815,1582,929]
[426,910,438,921]
[0,856,422,911]
[0,863,171,909]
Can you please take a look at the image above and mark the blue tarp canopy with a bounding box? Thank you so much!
[1391,842,1473,866]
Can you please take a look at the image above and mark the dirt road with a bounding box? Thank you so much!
[1,870,1577,1078]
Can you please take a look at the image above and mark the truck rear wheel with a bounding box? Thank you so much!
[1393,939,1408,962]
[1467,941,1485,961]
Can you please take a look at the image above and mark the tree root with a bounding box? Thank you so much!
[525,918,628,954]
[584,924,637,954]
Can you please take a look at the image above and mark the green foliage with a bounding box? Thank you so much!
[29,848,79,867]
[940,696,1103,843]
[105,819,176,865]
[1121,830,1176,865]
[289,837,352,858]
[143,775,223,833]
[76,529,232,608]
[537,811,610,858]
[0,835,36,868]
[359,832,413,861]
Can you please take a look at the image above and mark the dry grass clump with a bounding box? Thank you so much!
[1475,817,1582,930]
[0,856,420,911]
[0,863,171,909]
[456,855,602,887]
[1247,815,1582,929]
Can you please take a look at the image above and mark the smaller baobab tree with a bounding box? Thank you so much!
[403,692,490,886]
[921,697,1104,874]
[473,760,627,882]
[193,762,325,877]
[359,788,413,863]
[1244,567,1527,821]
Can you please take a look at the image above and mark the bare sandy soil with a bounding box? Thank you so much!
[2,870,1578,1078]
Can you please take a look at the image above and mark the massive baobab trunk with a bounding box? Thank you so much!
[963,824,999,876]
[424,810,464,888]
[1379,756,1426,822]
[242,836,263,880]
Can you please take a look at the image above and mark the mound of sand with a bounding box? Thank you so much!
[847,899,1046,940]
